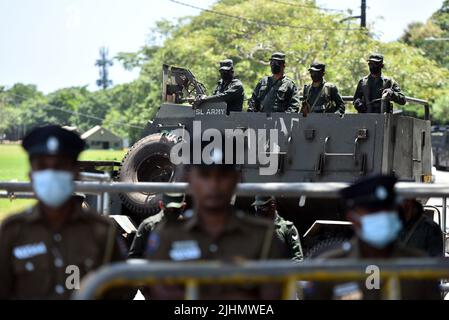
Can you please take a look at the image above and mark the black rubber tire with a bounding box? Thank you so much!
[305,237,348,259]
[118,133,181,220]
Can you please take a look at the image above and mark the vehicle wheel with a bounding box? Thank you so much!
[118,133,182,220]
[305,237,348,259]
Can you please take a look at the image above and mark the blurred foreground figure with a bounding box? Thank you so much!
[305,175,440,300]
[128,193,186,258]
[398,199,443,257]
[0,125,125,299]
[252,195,303,262]
[146,140,287,299]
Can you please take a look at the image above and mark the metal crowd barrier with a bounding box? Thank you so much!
[73,259,449,300]
[1,181,448,234]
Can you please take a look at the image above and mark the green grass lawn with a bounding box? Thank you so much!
[0,144,127,219]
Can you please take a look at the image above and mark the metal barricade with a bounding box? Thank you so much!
[73,259,449,300]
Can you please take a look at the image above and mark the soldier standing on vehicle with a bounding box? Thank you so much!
[305,175,440,300]
[248,52,300,113]
[196,59,245,112]
[252,195,303,262]
[145,139,287,299]
[398,199,443,257]
[300,62,345,116]
[353,54,406,113]
[128,193,186,258]
[0,125,126,299]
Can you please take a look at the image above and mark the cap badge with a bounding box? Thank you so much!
[375,186,388,200]
[47,136,59,153]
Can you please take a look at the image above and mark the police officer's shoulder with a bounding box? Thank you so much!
[394,242,429,257]
[0,206,35,229]
[235,211,274,230]
[79,209,118,230]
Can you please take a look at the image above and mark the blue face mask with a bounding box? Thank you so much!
[32,170,74,208]
[358,211,402,249]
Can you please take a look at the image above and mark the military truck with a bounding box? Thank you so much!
[90,65,433,255]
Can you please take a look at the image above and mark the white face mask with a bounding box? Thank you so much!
[358,211,402,249]
[32,169,74,208]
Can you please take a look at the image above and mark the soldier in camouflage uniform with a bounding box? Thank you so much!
[128,193,186,258]
[252,196,303,262]
[398,199,443,257]
[300,62,345,116]
[197,59,244,112]
[353,54,406,113]
[248,52,300,113]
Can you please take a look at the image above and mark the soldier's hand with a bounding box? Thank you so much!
[354,98,364,111]
[382,89,394,98]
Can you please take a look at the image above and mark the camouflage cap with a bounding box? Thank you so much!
[219,59,234,71]
[251,195,275,206]
[162,193,185,209]
[270,52,286,61]
[308,61,326,72]
[367,53,384,63]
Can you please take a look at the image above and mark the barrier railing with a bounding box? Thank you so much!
[73,259,449,300]
[339,96,430,120]
[0,181,447,230]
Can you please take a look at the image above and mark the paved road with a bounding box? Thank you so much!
[426,167,449,232]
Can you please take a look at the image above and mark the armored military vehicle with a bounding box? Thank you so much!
[95,65,433,255]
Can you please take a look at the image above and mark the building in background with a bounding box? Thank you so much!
[81,125,123,150]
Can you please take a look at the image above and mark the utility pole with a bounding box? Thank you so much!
[361,0,367,28]
[95,47,113,90]
[339,0,367,30]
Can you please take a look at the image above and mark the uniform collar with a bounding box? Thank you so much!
[184,209,245,234]
[26,200,85,224]
[368,74,383,81]
[347,237,405,258]
[310,79,326,88]
[218,78,235,85]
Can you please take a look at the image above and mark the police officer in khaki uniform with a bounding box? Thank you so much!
[248,52,300,113]
[252,195,303,263]
[0,125,125,299]
[305,175,440,300]
[145,140,287,299]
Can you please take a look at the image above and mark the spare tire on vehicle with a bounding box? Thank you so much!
[118,133,182,221]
